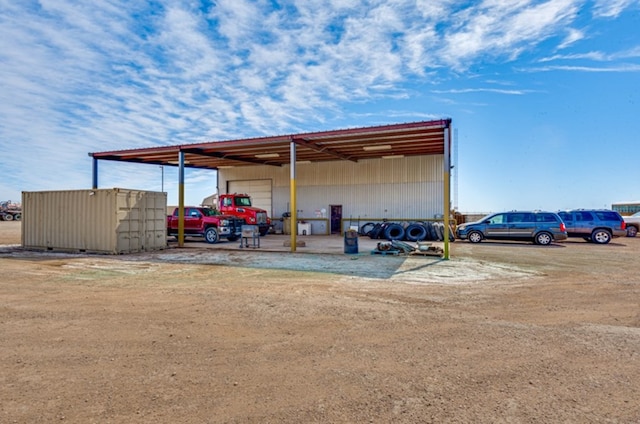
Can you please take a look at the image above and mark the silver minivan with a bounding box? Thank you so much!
[456,211,568,245]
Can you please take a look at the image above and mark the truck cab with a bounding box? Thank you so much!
[167,207,243,243]
[218,194,271,236]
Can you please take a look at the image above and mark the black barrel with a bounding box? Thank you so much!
[344,229,359,254]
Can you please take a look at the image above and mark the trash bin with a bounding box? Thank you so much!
[344,229,358,254]
[298,222,311,236]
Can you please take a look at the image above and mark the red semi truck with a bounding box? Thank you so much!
[218,193,271,236]
[167,206,244,243]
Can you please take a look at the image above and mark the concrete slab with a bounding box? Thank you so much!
[167,234,446,256]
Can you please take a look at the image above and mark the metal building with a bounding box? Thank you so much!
[89,120,454,257]
[219,155,445,235]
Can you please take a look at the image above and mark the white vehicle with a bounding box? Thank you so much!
[623,212,640,237]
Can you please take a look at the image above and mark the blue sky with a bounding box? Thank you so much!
[1,0,639,213]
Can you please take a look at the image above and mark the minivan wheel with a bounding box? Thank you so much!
[591,229,611,244]
[468,231,483,243]
[535,232,552,245]
[627,226,638,237]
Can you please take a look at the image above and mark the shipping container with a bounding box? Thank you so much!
[22,188,167,254]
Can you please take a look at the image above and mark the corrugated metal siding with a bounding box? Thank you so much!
[219,155,444,221]
[115,189,167,253]
[22,189,166,254]
[272,182,442,219]
[227,179,273,216]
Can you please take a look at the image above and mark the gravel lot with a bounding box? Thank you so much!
[1,220,639,423]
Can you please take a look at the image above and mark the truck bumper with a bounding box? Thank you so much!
[258,224,271,235]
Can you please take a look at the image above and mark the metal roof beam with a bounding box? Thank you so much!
[182,148,282,167]
[292,137,357,163]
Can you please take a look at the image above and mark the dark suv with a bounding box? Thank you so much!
[455,211,567,245]
[557,209,626,244]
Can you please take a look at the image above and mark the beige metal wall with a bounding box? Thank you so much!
[227,179,273,216]
[22,188,167,254]
[218,155,444,223]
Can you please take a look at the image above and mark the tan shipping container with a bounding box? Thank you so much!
[22,188,167,254]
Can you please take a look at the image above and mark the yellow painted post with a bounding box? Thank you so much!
[178,150,185,248]
[443,127,451,260]
[290,141,297,252]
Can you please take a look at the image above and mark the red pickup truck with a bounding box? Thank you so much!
[167,207,244,243]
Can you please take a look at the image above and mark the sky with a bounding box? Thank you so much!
[1,0,639,213]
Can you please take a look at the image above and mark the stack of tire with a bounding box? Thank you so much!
[359,221,454,242]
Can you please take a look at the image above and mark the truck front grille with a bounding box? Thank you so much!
[231,218,244,231]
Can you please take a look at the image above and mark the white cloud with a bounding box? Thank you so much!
[1,0,638,204]
[593,0,640,18]
[440,0,581,69]
[432,88,529,95]
[524,64,640,72]
[558,28,585,49]
[539,46,640,62]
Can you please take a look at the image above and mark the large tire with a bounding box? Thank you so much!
[627,226,638,237]
[204,227,220,244]
[369,223,384,239]
[435,223,445,241]
[359,222,375,236]
[426,222,437,241]
[13,213,21,221]
[591,229,611,244]
[383,223,405,241]
[405,223,428,241]
[3,213,13,221]
[534,231,553,245]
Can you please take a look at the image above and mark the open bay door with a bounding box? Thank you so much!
[227,179,273,217]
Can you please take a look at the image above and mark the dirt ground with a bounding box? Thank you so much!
[1,220,639,423]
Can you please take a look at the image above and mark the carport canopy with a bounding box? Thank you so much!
[90,120,451,169]
[89,119,453,257]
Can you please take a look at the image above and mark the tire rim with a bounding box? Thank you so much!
[538,234,551,245]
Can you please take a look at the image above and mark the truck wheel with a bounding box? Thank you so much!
[627,226,638,237]
[383,223,405,240]
[359,222,375,236]
[427,223,438,241]
[591,229,611,244]
[3,213,13,221]
[13,213,21,221]
[368,223,383,239]
[435,223,444,241]
[204,227,219,244]
[405,223,427,241]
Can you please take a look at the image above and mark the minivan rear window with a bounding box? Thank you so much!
[537,213,559,222]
